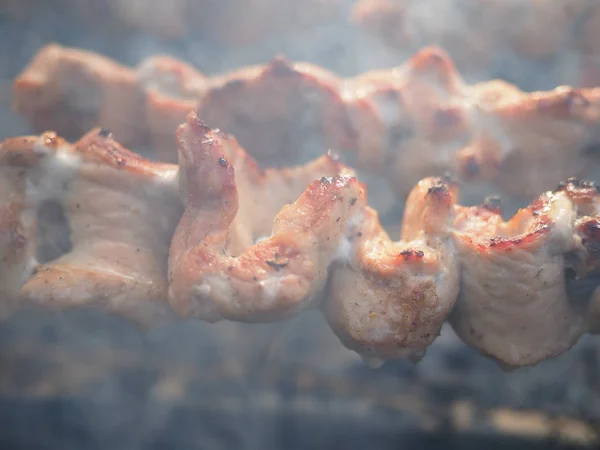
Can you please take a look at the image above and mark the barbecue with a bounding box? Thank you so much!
[1,2,600,449]
[14,44,600,203]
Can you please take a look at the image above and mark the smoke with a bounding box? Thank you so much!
[1,1,600,449]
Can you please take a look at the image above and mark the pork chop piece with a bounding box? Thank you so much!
[168,111,360,322]
[323,177,460,366]
[19,129,182,329]
[450,179,600,367]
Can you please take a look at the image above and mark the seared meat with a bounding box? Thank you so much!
[352,0,599,87]
[14,45,600,202]
[2,121,600,367]
[450,180,600,366]
[324,178,460,365]
[3,129,183,328]
[168,111,358,321]
[327,177,600,367]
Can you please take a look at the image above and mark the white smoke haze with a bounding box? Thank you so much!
[0,1,600,449]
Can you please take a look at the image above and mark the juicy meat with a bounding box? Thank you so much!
[326,177,600,367]
[450,180,600,367]
[4,129,183,329]
[324,178,460,365]
[168,111,358,321]
[2,121,600,367]
[14,44,600,201]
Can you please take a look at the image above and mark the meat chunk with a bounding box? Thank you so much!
[344,47,600,199]
[324,177,460,365]
[13,129,182,329]
[450,179,600,367]
[168,111,359,322]
[195,57,352,167]
[14,45,600,202]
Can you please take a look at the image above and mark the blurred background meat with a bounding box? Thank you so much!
[1,0,600,449]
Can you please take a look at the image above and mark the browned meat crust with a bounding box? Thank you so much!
[14,44,600,201]
[168,112,600,367]
[168,111,357,321]
[2,120,600,367]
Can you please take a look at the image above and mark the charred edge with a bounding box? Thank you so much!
[482,195,502,213]
[580,220,600,259]
[98,127,111,138]
[427,181,449,199]
[486,223,550,250]
[320,176,333,185]
[555,177,600,193]
[399,249,425,260]
[349,197,357,206]
[266,260,289,271]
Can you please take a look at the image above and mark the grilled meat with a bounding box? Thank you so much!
[2,122,600,367]
[168,111,357,321]
[14,44,600,201]
[1,129,182,328]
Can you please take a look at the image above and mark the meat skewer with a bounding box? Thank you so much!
[171,113,600,367]
[169,111,357,321]
[1,128,183,329]
[3,122,600,368]
[14,44,600,202]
